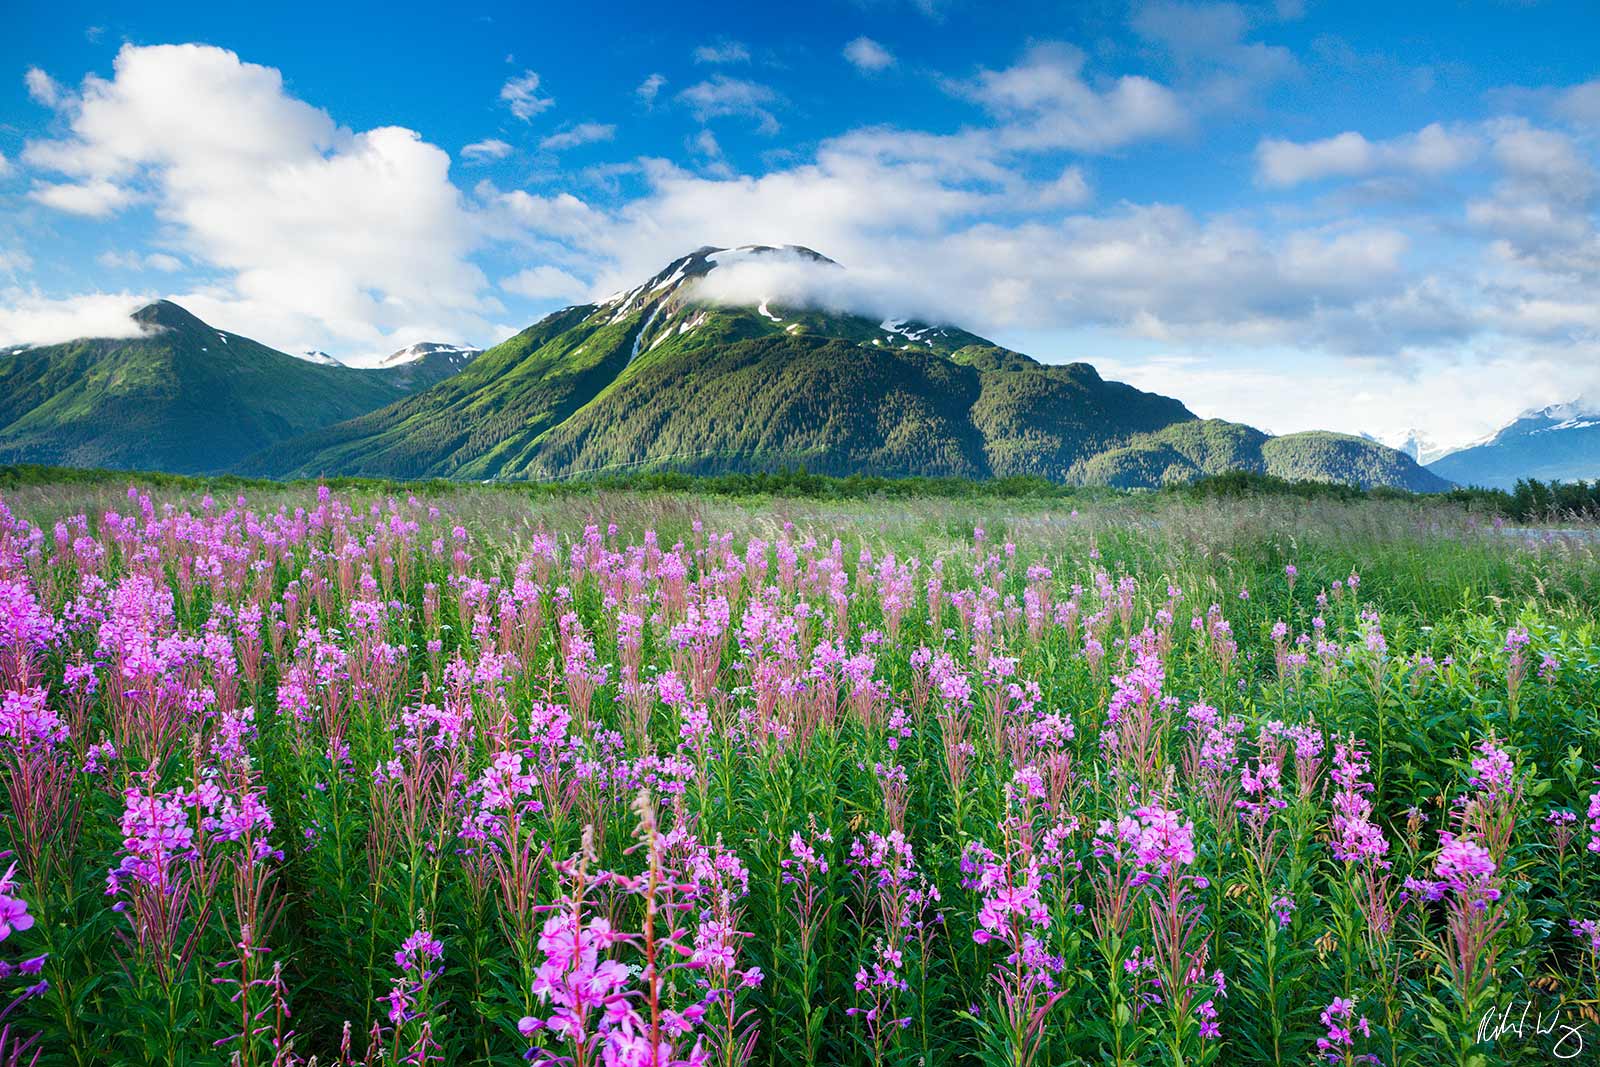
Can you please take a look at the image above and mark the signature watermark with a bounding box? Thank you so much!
[1477,997,1592,1061]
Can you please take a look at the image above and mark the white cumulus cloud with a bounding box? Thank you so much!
[501,71,553,120]
[97,250,185,273]
[27,178,137,217]
[843,37,895,73]
[0,290,151,347]
[677,77,781,135]
[500,264,590,301]
[461,138,513,162]
[17,43,498,354]
[24,67,62,108]
[540,123,616,152]
[1256,122,1479,187]
[957,42,1187,152]
[636,73,667,107]
[693,41,751,65]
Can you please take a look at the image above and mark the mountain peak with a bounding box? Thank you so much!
[132,299,206,332]
[601,245,843,314]
[1426,393,1600,488]
[712,243,837,266]
[1371,427,1456,466]
[378,341,482,368]
[1515,394,1600,424]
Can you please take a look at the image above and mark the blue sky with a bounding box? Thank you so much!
[2,0,1598,449]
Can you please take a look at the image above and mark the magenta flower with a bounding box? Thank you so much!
[1315,996,1376,1063]
[0,865,33,942]
[1433,834,1499,903]
[1130,805,1197,876]
[1586,785,1600,855]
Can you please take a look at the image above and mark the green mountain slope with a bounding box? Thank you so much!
[246,247,1195,481]
[0,301,460,474]
[1072,420,1451,491]
[243,244,1444,491]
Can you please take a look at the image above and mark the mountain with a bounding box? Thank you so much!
[299,341,479,387]
[379,342,482,368]
[1371,428,1456,466]
[0,301,461,475]
[374,342,482,391]
[1428,397,1600,489]
[1076,421,1451,492]
[246,245,1442,491]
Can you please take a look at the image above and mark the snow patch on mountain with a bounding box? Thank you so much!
[296,349,343,366]
[1514,394,1600,429]
[627,302,667,365]
[377,342,481,368]
[591,244,966,343]
[1424,392,1600,489]
[1373,428,1457,466]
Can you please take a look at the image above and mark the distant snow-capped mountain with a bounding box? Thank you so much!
[296,340,481,386]
[367,341,482,390]
[1371,428,1457,467]
[1427,395,1600,489]
[378,341,482,369]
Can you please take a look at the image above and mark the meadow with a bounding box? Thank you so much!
[0,477,1596,1066]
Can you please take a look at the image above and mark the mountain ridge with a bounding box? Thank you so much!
[0,300,470,474]
[1427,396,1600,489]
[244,246,1447,491]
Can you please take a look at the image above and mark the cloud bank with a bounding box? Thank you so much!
[5,28,1599,448]
[15,43,499,354]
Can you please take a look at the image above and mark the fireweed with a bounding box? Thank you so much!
[1400,740,1526,1067]
[961,799,1078,1067]
[0,484,1592,1065]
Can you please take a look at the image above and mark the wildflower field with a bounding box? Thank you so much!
[0,479,1597,1067]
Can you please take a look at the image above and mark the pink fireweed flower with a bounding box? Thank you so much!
[0,686,67,751]
[0,864,33,941]
[1406,833,1500,906]
[523,910,634,1044]
[394,929,444,975]
[1315,996,1375,1064]
[107,776,198,897]
[1328,739,1388,862]
[1467,739,1515,799]
[1545,808,1578,857]
[962,818,1072,1067]
[1130,805,1197,880]
[384,928,445,1031]
[1287,723,1325,799]
[1586,784,1600,855]
[0,577,56,685]
[782,828,832,880]
[846,936,912,1050]
[1436,835,1498,899]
